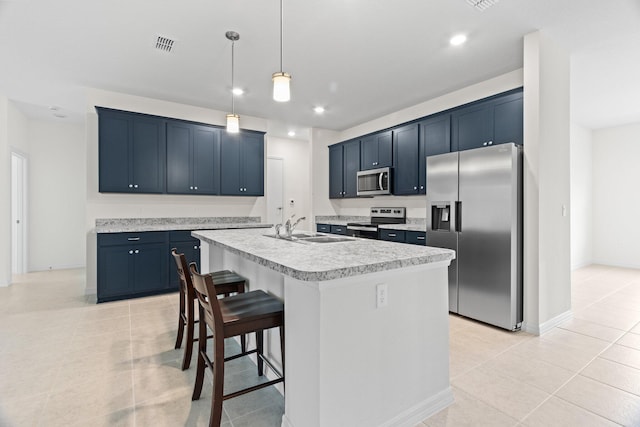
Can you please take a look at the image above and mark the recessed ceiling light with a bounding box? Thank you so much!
[287,131,296,137]
[313,106,325,114]
[232,87,244,96]
[450,34,467,46]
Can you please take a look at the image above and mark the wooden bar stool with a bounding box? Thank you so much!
[171,248,247,370]
[190,263,285,427]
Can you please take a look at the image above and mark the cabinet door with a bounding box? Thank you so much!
[316,224,331,233]
[166,121,192,193]
[393,123,420,195]
[379,229,406,242]
[192,125,220,194]
[419,114,451,194]
[406,231,427,246]
[131,116,166,193]
[330,225,347,235]
[98,110,131,192]
[241,132,265,196]
[132,242,168,293]
[329,145,344,198]
[97,245,132,300]
[220,132,243,195]
[360,131,392,170]
[452,103,492,151]
[492,93,523,146]
[342,140,360,198]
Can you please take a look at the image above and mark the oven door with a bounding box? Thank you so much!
[347,225,378,239]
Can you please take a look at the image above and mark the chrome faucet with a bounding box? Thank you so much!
[274,223,283,238]
[283,214,306,238]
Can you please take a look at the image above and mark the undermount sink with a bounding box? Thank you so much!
[264,233,356,244]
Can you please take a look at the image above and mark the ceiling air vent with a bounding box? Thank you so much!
[155,35,175,52]
[466,0,499,11]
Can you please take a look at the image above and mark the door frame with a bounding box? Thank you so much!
[266,157,284,226]
[11,150,28,275]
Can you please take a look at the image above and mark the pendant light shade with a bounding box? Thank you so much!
[225,31,240,132]
[226,113,240,133]
[272,72,291,102]
[273,0,291,102]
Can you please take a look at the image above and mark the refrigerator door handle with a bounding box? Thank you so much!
[455,201,462,232]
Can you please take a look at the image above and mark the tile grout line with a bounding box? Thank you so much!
[129,300,137,427]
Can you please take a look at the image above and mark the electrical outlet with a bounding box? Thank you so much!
[376,284,388,308]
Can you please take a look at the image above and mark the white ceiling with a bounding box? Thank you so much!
[1,0,639,133]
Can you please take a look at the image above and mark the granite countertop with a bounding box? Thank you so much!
[193,228,454,282]
[378,223,427,232]
[314,215,368,226]
[95,217,273,233]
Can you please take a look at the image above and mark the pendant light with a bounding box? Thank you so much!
[272,0,291,102]
[226,31,240,133]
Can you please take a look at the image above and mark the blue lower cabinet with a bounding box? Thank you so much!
[330,225,347,235]
[379,229,406,243]
[405,231,427,246]
[379,229,426,245]
[316,224,331,233]
[98,231,171,303]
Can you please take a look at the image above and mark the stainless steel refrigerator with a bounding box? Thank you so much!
[426,143,522,330]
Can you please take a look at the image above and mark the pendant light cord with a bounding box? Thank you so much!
[279,0,283,73]
[231,39,235,114]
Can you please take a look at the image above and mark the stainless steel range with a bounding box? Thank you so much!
[347,207,406,239]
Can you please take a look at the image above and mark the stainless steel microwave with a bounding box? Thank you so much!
[357,167,392,196]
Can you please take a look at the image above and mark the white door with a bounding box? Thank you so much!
[11,152,27,274]
[267,157,284,225]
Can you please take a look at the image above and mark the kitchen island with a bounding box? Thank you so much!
[192,228,456,427]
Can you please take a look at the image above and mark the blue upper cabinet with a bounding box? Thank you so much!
[98,107,166,193]
[167,121,220,195]
[360,130,392,170]
[220,130,265,196]
[393,123,420,195]
[329,140,359,198]
[452,90,523,151]
[419,114,451,194]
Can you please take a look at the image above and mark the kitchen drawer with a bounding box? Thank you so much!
[330,225,347,235]
[98,231,168,246]
[379,229,406,243]
[316,224,331,233]
[405,231,427,245]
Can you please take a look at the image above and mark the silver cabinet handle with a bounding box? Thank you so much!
[134,249,139,254]
[129,250,134,254]
[488,141,493,145]
[190,186,193,190]
[194,186,198,190]
[193,245,198,250]
[417,236,425,240]
[413,186,417,190]
[134,184,138,188]
[388,233,397,237]
[128,184,133,188]
[420,185,424,190]
[127,237,140,241]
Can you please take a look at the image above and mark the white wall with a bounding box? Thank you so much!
[523,31,572,333]
[592,122,640,268]
[28,120,85,271]
[311,70,524,220]
[0,95,10,286]
[570,123,593,269]
[266,136,312,230]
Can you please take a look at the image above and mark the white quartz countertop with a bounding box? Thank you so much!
[193,228,454,282]
[94,217,272,233]
[378,223,427,232]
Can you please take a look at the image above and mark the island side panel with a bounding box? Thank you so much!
[283,263,452,427]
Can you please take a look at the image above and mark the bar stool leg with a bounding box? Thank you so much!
[210,334,226,427]
[256,329,264,376]
[192,305,207,401]
[174,284,186,349]
[181,294,196,370]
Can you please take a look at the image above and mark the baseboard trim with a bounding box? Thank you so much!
[281,387,454,427]
[523,309,573,335]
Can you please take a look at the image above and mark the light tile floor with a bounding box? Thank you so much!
[1,265,639,426]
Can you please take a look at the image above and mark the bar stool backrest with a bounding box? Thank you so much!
[189,262,225,339]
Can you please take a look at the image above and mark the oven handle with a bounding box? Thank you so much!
[347,225,378,232]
